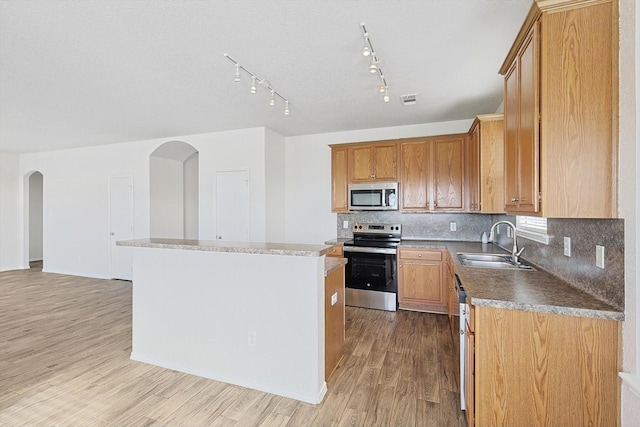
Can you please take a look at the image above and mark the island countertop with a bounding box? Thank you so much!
[118,238,333,257]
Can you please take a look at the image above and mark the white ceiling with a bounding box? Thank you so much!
[0,0,532,154]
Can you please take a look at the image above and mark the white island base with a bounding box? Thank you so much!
[121,239,332,404]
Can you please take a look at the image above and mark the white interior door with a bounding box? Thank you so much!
[109,176,134,280]
[216,170,249,241]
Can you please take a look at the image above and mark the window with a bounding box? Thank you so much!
[516,216,550,244]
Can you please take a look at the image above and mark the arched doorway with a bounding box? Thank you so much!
[150,141,199,239]
[23,171,43,270]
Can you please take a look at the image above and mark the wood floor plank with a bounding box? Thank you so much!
[0,265,465,426]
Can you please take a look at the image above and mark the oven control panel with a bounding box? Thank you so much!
[352,223,401,235]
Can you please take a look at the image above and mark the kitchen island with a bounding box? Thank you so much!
[117,238,334,404]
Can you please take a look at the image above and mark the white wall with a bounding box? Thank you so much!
[15,127,269,278]
[620,0,640,423]
[0,152,21,271]
[184,152,199,239]
[265,128,286,242]
[284,119,473,244]
[28,172,43,261]
[150,156,184,238]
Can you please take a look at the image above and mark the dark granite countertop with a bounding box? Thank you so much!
[398,240,623,321]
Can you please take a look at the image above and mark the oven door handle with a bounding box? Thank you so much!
[343,246,397,255]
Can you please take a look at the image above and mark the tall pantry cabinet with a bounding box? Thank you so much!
[500,0,618,218]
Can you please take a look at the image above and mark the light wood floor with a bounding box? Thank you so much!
[0,263,465,426]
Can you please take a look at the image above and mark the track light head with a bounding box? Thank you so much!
[284,101,290,115]
[362,42,371,57]
[269,90,276,106]
[369,60,378,74]
[383,90,390,103]
[234,64,241,82]
[250,76,257,94]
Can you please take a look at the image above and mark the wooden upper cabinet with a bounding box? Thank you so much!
[432,136,465,211]
[503,24,540,215]
[504,62,520,214]
[466,127,480,212]
[400,140,430,210]
[348,143,397,182]
[468,114,505,214]
[500,0,618,218]
[399,135,466,212]
[330,145,349,212]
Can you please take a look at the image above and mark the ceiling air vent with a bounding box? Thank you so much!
[400,94,417,106]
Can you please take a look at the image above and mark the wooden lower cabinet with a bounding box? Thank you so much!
[397,248,447,314]
[445,254,458,337]
[324,264,345,381]
[467,304,620,426]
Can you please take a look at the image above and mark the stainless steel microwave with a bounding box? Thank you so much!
[348,182,399,211]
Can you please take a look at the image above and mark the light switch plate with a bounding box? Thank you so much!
[331,292,338,306]
[564,237,571,257]
[450,222,457,232]
[596,245,605,269]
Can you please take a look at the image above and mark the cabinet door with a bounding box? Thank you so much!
[467,127,480,212]
[331,146,349,212]
[464,305,475,427]
[372,144,397,181]
[516,24,540,214]
[479,118,505,213]
[433,136,465,211]
[349,145,374,182]
[398,261,444,306]
[400,140,430,210]
[504,62,520,213]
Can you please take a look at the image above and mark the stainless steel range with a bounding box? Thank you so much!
[342,223,401,311]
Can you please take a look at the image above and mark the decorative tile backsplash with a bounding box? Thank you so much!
[337,212,625,310]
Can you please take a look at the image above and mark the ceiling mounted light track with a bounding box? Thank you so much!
[360,22,389,103]
[224,53,291,116]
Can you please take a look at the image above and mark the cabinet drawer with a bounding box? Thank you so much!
[399,249,442,261]
[327,245,344,257]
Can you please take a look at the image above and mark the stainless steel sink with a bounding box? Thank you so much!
[458,253,535,270]
[457,253,512,262]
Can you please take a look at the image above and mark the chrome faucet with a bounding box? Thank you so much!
[488,220,525,264]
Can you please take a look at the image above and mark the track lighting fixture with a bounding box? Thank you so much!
[360,23,390,103]
[224,53,291,115]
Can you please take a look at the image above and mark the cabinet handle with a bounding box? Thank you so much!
[511,197,520,202]
[460,330,465,336]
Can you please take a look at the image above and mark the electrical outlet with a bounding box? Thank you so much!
[343,220,349,229]
[563,237,571,257]
[248,332,256,347]
[450,222,457,232]
[596,245,605,269]
[331,292,338,306]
